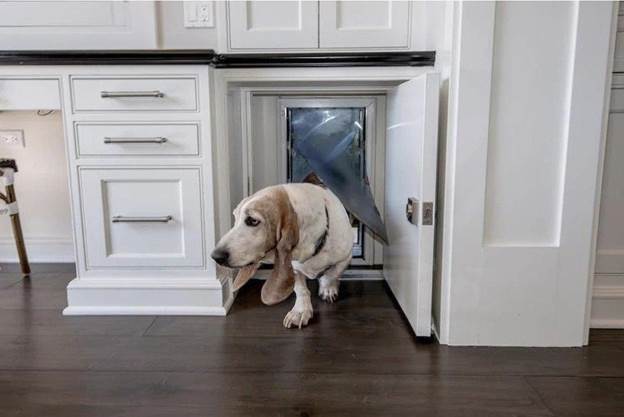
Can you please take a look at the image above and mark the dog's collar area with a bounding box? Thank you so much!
[311,206,330,258]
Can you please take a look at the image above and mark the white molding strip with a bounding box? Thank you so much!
[591,273,624,328]
[64,277,229,316]
[0,237,74,263]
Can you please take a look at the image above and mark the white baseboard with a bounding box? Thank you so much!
[0,237,73,263]
[591,274,624,329]
[64,277,230,316]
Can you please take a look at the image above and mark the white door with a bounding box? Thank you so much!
[228,0,318,50]
[319,1,410,49]
[384,73,440,337]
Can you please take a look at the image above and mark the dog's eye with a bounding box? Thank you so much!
[245,216,260,227]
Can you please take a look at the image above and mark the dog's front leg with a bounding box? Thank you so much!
[283,271,313,329]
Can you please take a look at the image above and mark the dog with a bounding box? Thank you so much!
[211,183,353,328]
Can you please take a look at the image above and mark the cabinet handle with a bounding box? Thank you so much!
[112,215,173,223]
[104,137,168,144]
[100,90,165,98]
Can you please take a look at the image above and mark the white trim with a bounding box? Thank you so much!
[64,276,227,316]
[0,237,74,263]
[586,2,621,341]
[63,306,227,316]
[590,319,624,328]
[593,285,624,299]
[590,277,624,329]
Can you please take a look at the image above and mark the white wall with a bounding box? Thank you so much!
[156,1,218,49]
[0,111,73,262]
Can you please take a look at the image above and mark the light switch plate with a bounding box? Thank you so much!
[184,1,214,28]
[0,129,25,147]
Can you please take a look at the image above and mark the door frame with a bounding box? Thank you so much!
[212,67,438,308]
[277,95,383,266]
[212,66,435,240]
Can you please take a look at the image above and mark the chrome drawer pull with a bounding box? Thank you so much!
[112,215,173,223]
[100,90,165,98]
[104,137,168,144]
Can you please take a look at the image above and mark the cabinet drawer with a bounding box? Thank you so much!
[75,123,200,157]
[79,168,204,268]
[0,79,60,110]
[71,77,198,112]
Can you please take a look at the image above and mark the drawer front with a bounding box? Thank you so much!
[80,168,204,268]
[71,77,198,112]
[0,78,60,110]
[75,123,200,157]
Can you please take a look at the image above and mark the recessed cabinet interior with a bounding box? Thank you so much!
[227,0,413,51]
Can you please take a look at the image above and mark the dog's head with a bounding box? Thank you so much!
[211,186,299,305]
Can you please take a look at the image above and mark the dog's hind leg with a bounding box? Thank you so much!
[283,270,313,329]
[318,255,351,303]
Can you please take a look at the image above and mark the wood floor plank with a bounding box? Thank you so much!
[527,376,624,417]
[0,269,621,415]
[0,309,154,336]
[0,370,553,417]
[0,331,622,377]
[588,329,624,347]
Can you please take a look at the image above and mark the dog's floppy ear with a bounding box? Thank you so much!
[261,187,299,305]
[232,263,260,292]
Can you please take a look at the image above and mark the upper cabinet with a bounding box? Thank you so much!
[224,0,419,52]
[0,1,157,50]
[228,0,318,49]
[319,1,410,48]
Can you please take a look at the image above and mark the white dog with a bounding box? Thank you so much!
[211,183,353,328]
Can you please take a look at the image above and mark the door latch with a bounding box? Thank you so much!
[406,197,418,225]
[406,198,434,226]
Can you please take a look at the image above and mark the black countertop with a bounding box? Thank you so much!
[0,50,435,68]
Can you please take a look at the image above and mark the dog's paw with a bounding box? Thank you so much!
[283,307,313,329]
[318,286,338,303]
[318,277,339,303]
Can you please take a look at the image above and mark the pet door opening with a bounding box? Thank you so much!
[285,106,366,258]
[241,94,384,267]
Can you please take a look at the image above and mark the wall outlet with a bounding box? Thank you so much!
[184,1,214,28]
[0,130,25,147]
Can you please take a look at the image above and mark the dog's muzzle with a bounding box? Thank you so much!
[210,247,230,266]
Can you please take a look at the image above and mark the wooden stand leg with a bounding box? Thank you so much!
[6,184,30,276]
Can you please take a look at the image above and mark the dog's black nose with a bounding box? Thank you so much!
[211,248,230,266]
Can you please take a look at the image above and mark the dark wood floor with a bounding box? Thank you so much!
[0,267,622,416]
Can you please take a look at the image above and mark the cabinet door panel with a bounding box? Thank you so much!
[320,1,410,48]
[228,0,318,49]
[79,168,204,269]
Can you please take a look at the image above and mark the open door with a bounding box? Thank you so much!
[384,73,440,337]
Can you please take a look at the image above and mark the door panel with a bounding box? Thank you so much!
[384,73,439,336]
[319,1,410,48]
[79,168,204,268]
[228,0,318,49]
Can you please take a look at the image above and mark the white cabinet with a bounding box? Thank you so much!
[0,1,156,50]
[319,1,410,48]
[224,0,415,51]
[79,168,204,268]
[227,0,318,50]
[0,65,227,316]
